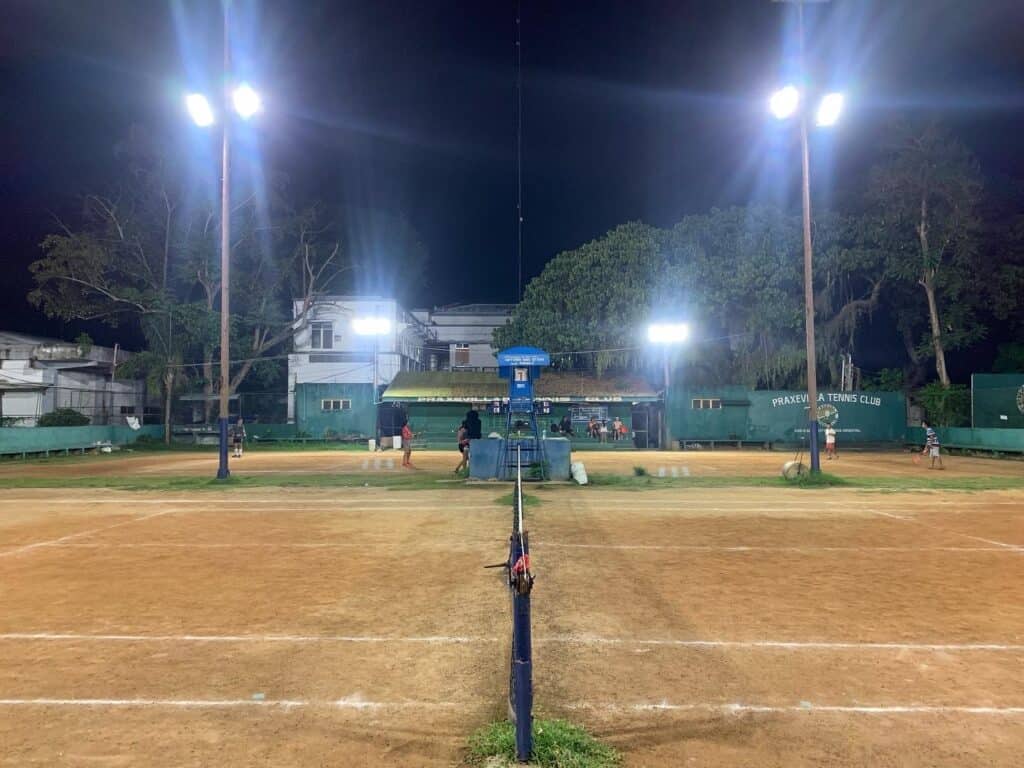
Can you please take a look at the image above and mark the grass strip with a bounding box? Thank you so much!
[467,719,620,768]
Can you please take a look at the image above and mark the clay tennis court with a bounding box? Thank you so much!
[0,450,1022,766]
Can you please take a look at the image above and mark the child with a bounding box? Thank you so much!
[454,421,470,474]
[232,417,246,458]
[824,424,837,460]
[921,421,944,470]
[401,420,415,469]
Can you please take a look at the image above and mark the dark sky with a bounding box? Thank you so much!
[2,0,1023,343]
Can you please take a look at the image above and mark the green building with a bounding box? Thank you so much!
[381,370,659,449]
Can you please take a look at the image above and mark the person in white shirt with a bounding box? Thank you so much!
[824,425,837,460]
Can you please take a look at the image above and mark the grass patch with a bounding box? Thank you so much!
[787,471,849,488]
[632,465,648,477]
[467,719,619,768]
[0,472,461,493]
[494,491,542,508]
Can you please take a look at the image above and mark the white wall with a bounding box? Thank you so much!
[288,297,427,422]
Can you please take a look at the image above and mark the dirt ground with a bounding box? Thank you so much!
[0,451,1022,766]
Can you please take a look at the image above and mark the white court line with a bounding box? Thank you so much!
[0,697,460,711]
[567,702,1024,716]
[537,636,1024,651]
[0,509,178,560]
[0,632,498,644]
[868,510,1023,552]
[42,541,1014,553]
[1,632,1020,652]
[0,499,417,505]
[538,543,1013,553]
[1,697,1021,717]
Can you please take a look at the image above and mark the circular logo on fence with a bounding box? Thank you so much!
[816,403,839,427]
[1017,385,1024,415]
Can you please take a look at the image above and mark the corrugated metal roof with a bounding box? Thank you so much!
[382,370,658,402]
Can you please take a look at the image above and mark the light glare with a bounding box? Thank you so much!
[769,85,800,119]
[232,83,262,119]
[185,93,215,127]
[352,317,391,336]
[647,323,691,344]
[816,92,844,126]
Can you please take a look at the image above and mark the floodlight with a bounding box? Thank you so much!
[352,317,391,336]
[647,323,691,344]
[815,92,844,127]
[232,83,262,119]
[769,85,800,120]
[185,93,215,127]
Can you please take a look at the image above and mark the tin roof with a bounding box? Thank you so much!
[381,370,658,403]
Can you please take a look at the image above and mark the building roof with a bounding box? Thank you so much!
[382,370,658,403]
[414,303,516,316]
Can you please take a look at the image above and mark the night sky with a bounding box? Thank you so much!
[2,0,1023,347]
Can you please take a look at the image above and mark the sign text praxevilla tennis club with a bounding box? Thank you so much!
[770,392,884,408]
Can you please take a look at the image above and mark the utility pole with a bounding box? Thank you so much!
[217,1,232,480]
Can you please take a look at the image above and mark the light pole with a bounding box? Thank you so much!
[185,5,262,480]
[769,3,843,473]
[353,316,392,444]
[647,323,691,450]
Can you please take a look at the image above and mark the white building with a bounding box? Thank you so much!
[286,297,429,430]
[0,332,146,427]
[410,303,514,371]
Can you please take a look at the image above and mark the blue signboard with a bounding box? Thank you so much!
[498,347,549,413]
[497,347,551,368]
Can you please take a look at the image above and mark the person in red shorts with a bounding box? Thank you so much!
[401,419,415,468]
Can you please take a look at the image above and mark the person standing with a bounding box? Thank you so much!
[824,424,837,460]
[232,417,246,459]
[454,421,470,474]
[921,421,944,470]
[401,419,415,469]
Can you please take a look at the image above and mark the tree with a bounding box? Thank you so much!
[493,222,665,374]
[30,130,201,443]
[870,123,984,387]
[30,130,350,433]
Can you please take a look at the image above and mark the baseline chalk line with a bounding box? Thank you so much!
[0,509,177,560]
[0,697,462,711]
[1,632,1020,652]
[567,701,1024,716]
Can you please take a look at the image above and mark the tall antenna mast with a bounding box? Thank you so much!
[515,0,523,301]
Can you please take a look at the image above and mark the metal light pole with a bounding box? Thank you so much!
[647,323,690,451]
[770,0,843,473]
[217,2,232,479]
[797,83,820,473]
[184,2,262,479]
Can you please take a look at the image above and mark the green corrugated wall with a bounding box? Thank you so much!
[0,425,166,456]
[907,426,1024,453]
[972,374,1024,429]
[669,388,907,444]
[294,383,376,439]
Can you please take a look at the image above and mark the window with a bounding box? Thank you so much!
[454,344,470,366]
[119,406,136,415]
[321,399,351,411]
[310,322,333,350]
[691,398,722,410]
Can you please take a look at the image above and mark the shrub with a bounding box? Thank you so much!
[915,382,970,427]
[633,465,648,476]
[37,408,90,427]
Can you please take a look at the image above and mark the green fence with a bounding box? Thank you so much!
[972,374,1024,429]
[670,388,907,444]
[293,383,376,439]
[906,426,1024,454]
[0,425,166,457]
